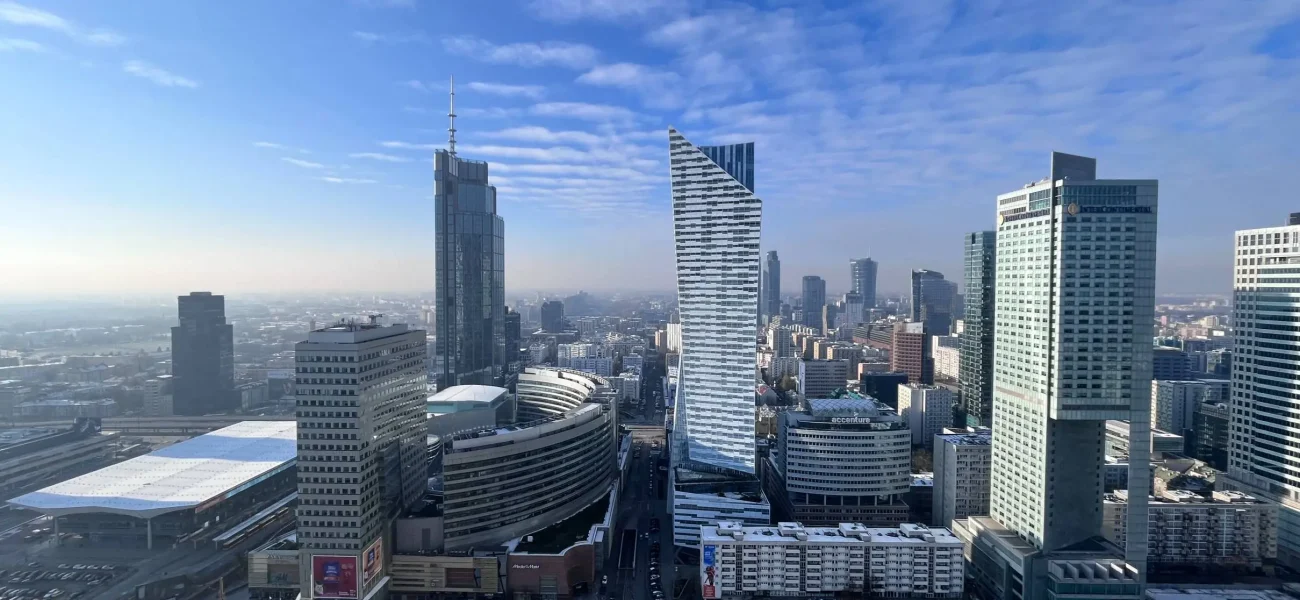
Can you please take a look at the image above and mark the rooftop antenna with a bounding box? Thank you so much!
[448,75,457,156]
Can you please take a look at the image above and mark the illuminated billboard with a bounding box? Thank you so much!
[701,545,718,599]
[311,555,358,599]
[363,538,383,586]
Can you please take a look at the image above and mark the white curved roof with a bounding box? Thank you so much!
[7,420,296,518]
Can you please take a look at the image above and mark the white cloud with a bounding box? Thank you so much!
[481,126,603,146]
[577,62,683,108]
[282,157,325,169]
[402,105,430,115]
[349,152,414,163]
[460,107,523,119]
[0,2,126,46]
[398,79,435,93]
[465,81,545,99]
[122,60,198,88]
[352,31,429,44]
[0,37,43,52]
[527,0,686,22]
[441,35,598,69]
[253,141,310,154]
[530,101,642,123]
[349,0,416,7]
[379,140,439,151]
[320,177,378,184]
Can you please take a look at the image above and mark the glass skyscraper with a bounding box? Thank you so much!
[850,257,878,308]
[761,251,781,323]
[960,231,995,426]
[801,275,826,330]
[669,127,761,475]
[171,291,234,416]
[434,149,505,389]
[911,269,956,335]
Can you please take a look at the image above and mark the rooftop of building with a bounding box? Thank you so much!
[937,427,992,446]
[7,420,296,518]
[1107,489,1265,505]
[1145,589,1300,600]
[702,521,961,545]
[427,384,509,409]
[911,473,934,487]
[514,492,610,554]
[0,427,62,447]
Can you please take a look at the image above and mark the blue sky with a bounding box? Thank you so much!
[2,0,1300,298]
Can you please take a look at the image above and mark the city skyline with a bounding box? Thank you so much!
[4,2,1300,296]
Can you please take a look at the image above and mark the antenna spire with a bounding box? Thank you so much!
[448,75,457,156]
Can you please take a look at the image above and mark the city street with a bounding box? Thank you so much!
[605,423,673,600]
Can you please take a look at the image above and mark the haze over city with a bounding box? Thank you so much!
[3,0,1299,297]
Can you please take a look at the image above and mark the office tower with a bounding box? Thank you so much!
[1150,379,1212,438]
[840,292,865,327]
[504,307,521,364]
[1151,346,1189,380]
[933,428,992,528]
[890,322,933,385]
[911,270,957,336]
[540,300,564,333]
[142,375,174,417]
[897,384,954,447]
[1193,402,1230,470]
[669,126,761,475]
[801,276,826,330]
[434,84,505,389]
[860,372,909,408]
[296,321,428,598]
[960,231,996,427]
[958,152,1156,598]
[762,395,910,526]
[1226,215,1300,567]
[821,303,837,335]
[762,251,781,323]
[850,258,878,308]
[797,359,850,399]
[170,291,235,416]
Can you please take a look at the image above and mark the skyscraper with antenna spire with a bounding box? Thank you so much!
[433,75,505,389]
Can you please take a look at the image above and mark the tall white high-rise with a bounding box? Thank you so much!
[1225,214,1300,567]
[669,126,761,475]
[957,152,1157,600]
[295,321,428,599]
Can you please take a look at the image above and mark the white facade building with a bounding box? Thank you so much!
[1151,379,1217,436]
[1225,215,1300,567]
[897,384,954,448]
[1103,490,1277,569]
[669,127,761,475]
[699,521,963,599]
[569,356,613,377]
[933,344,961,381]
[295,322,427,599]
[142,375,173,417]
[933,428,992,529]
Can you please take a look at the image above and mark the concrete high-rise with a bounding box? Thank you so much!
[801,275,826,331]
[170,292,235,416]
[669,126,761,475]
[890,322,933,385]
[762,251,781,323]
[850,258,878,308]
[911,270,957,336]
[1224,215,1300,567]
[960,231,996,426]
[434,82,505,389]
[957,152,1157,599]
[295,321,428,598]
[540,300,564,333]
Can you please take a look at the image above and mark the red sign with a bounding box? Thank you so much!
[311,555,358,599]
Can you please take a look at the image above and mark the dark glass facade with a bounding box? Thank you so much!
[801,275,826,330]
[540,300,564,333]
[911,269,956,336]
[699,142,755,193]
[435,150,505,389]
[170,292,234,415]
[762,251,780,322]
[850,258,878,308]
[960,231,996,426]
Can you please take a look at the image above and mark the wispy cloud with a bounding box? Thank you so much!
[379,141,439,151]
[465,81,545,99]
[0,37,43,52]
[527,0,685,22]
[320,176,378,184]
[253,141,310,154]
[349,0,417,7]
[577,62,682,108]
[441,35,598,69]
[398,79,437,93]
[530,101,642,123]
[122,60,198,88]
[460,107,523,119]
[0,1,126,46]
[349,152,413,163]
[402,105,430,115]
[282,157,325,169]
[481,126,603,146]
[352,30,429,45]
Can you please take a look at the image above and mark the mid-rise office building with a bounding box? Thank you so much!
[1152,346,1189,381]
[1193,402,1230,470]
[142,375,174,417]
[1225,214,1300,567]
[933,340,961,382]
[540,300,564,333]
[1103,490,1277,571]
[434,110,505,388]
[699,521,964,599]
[961,231,996,426]
[956,152,1157,599]
[171,291,235,415]
[890,322,933,385]
[897,384,954,448]
[859,372,909,409]
[762,251,781,323]
[850,258,878,309]
[763,395,911,526]
[797,359,850,400]
[669,127,767,546]
[296,321,428,599]
[933,428,992,529]
[801,276,826,331]
[1151,379,1225,438]
[504,308,521,363]
[911,270,957,336]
